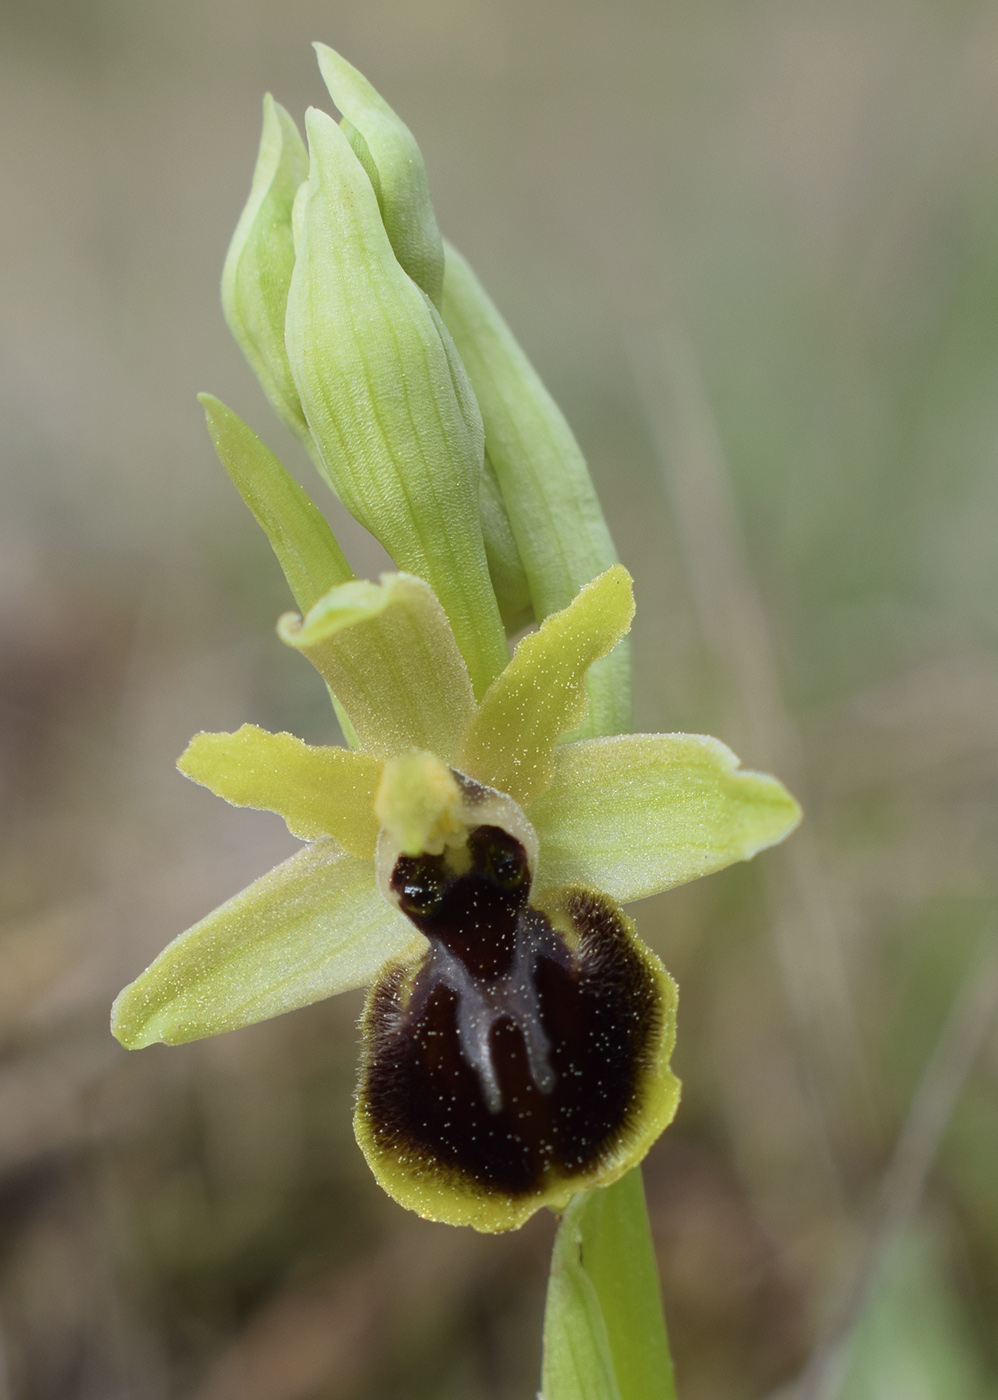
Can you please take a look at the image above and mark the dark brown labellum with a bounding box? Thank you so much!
[355,824,679,1231]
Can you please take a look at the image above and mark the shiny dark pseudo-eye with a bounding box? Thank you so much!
[354,825,680,1231]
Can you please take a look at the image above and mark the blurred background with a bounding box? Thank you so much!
[2,0,997,1396]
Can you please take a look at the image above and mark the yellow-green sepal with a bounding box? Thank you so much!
[178,724,382,857]
[285,108,507,696]
[441,242,629,735]
[313,43,444,306]
[221,95,310,443]
[530,733,803,901]
[278,573,477,759]
[199,395,352,614]
[111,842,423,1048]
[455,565,635,807]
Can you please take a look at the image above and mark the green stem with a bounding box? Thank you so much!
[541,1168,677,1400]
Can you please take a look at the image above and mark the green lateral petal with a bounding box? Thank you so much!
[530,733,802,902]
[111,841,422,1048]
[455,566,634,807]
[313,44,444,306]
[279,573,477,759]
[221,95,310,443]
[178,725,382,857]
[199,395,352,614]
[442,242,629,736]
[285,108,507,697]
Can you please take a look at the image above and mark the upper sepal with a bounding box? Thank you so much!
[278,573,477,759]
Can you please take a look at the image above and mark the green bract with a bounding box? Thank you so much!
[441,243,628,734]
[199,394,352,613]
[542,1169,675,1400]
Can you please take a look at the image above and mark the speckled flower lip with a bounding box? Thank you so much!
[359,823,679,1232]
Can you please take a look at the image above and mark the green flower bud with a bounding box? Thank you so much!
[221,95,310,444]
[285,107,508,697]
[313,43,444,307]
[314,47,533,634]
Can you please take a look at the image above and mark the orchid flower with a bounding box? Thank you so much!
[112,562,798,1232]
